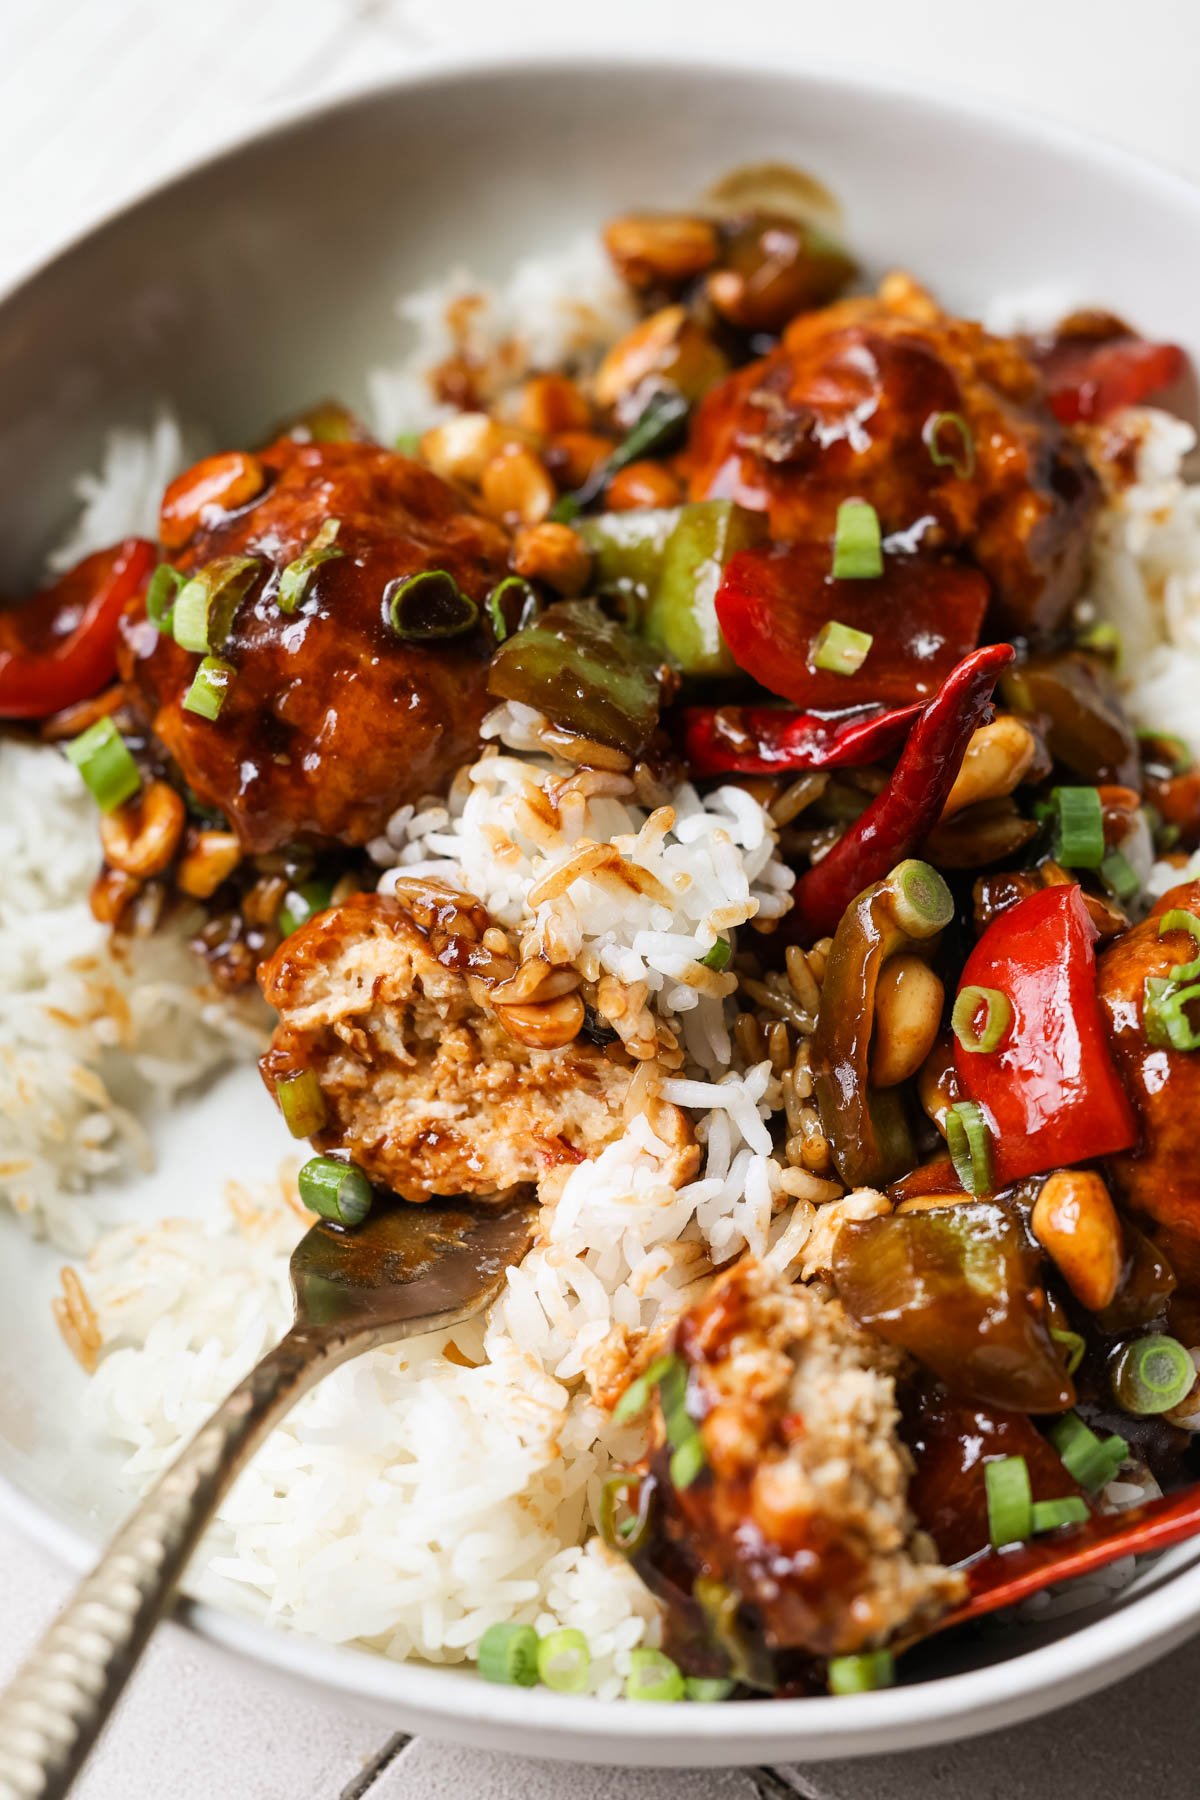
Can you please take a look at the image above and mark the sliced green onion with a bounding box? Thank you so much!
[1138,728,1193,775]
[890,859,955,937]
[278,878,335,938]
[612,1352,680,1425]
[1049,785,1105,870]
[173,555,262,652]
[394,431,423,456]
[549,493,583,524]
[297,1154,373,1227]
[985,1454,1033,1548]
[277,519,344,614]
[146,562,185,634]
[275,1069,328,1139]
[827,1651,895,1695]
[945,1100,993,1196]
[478,1621,540,1687]
[700,937,732,972]
[63,717,141,814]
[684,1678,736,1702]
[537,1628,591,1694]
[1031,1496,1090,1534]
[624,1648,685,1702]
[385,569,479,640]
[1111,1334,1196,1415]
[669,1432,707,1491]
[1051,1326,1086,1377]
[1076,620,1122,667]
[1158,908,1200,984]
[487,575,538,643]
[1048,1413,1129,1493]
[598,1473,653,1556]
[811,619,874,676]
[610,390,690,473]
[832,499,883,580]
[1144,976,1200,1052]
[924,411,975,480]
[182,655,235,721]
[1101,847,1141,904]
[951,985,1013,1055]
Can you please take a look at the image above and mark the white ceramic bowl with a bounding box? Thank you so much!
[3,49,1200,1767]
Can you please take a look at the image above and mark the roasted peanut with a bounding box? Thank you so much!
[99,780,186,879]
[870,955,945,1088]
[940,716,1037,820]
[89,866,141,927]
[1031,1169,1124,1312]
[593,306,728,417]
[160,452,265,550]
[419,412,513,486]
[604,460,683,511]
[493,991,585,1050]
[176,830,241,899]
[511,522,592,596]
[603,213,719,291]
[518,374,591,437]
[480,444,556,527]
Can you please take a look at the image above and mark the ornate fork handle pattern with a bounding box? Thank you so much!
[0,1323,372,1800]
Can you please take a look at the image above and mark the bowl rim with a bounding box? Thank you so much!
[5,41,1200,1760]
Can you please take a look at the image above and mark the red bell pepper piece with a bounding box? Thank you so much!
[953,883,1137,1186]
[783,642,1014,941]
[0,538,156,720]
[1033,333,1187,425]
[679,696,925,776]
[713,542,989,709]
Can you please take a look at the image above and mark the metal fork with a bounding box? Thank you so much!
[0,1194,538,1800]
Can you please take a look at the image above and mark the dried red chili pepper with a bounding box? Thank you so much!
[782,642,1015,942]
[679,696,925,776]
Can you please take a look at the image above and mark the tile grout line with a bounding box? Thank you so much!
[336,1730,415,1799]
[750,1767,825,1800]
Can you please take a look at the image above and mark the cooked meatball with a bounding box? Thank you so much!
[1098,878,1200,1238]
[685,276,1099,639]
[259,882,669,1202]
[118,439,511,854]
[632,1260,962,1671]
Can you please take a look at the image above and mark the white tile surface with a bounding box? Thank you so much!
[5,1,1200,1795]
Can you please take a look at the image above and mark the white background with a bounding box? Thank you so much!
[4,2,1200,1796]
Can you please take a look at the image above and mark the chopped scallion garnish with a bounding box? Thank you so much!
[811,618,874,676]
[1049,785,1105,870]
[478,1621,540,1687]
[146,562,185,634]
[385,569,479,640]
[684,1677,736,1702]
[612,1352,680,1425]
[597,1472,653,1556]
[277,519,344,614]
[549,493,583,524]
[945,1100,993,1195]
[610,390,690,473]
[182,655,235,721]
[832,499,883,580]
[890,859,955,936]
[951,984,1013,1055]
[486,575,537,643]
[1137,729,1193,775]
[827,1651,895,1695]
[1100,847,1141,904]
[924,411,975,481]
[278,878,335,938]
[173,555,262,652]
[1031,1496,1090,1533]
[669,1432,707,1491]
[297,1154,373,1227]
[1111,1334,1196,1415]
[985,1454,1033,1548]
[1050,1326,1086,1376]
[537,1628,591,1694]
[1076,620,1122,665]
[275,1069,328,1139]
[700,937,731,972]
[1143,975,1200,1052]
[624,1648,685,1702]
[1157,908,1200,984]
[1048,1413,1128,1493]
[63,717,141,814]
[394,432,423,457]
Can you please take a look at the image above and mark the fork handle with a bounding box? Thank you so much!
[0,1323,357,1800]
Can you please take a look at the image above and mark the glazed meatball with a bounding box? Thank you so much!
[685,277,1099,640]
[118,439,511,854]
[1098,878,1200,1239]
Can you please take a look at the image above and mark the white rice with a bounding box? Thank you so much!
[9,257,1200,1680]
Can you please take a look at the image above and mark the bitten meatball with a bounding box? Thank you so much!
[685,276,1099,639]
[630,1260,962,1674]
[118,439,511,853]
[258,883,685,1202]
[1098,878,1200,1239]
